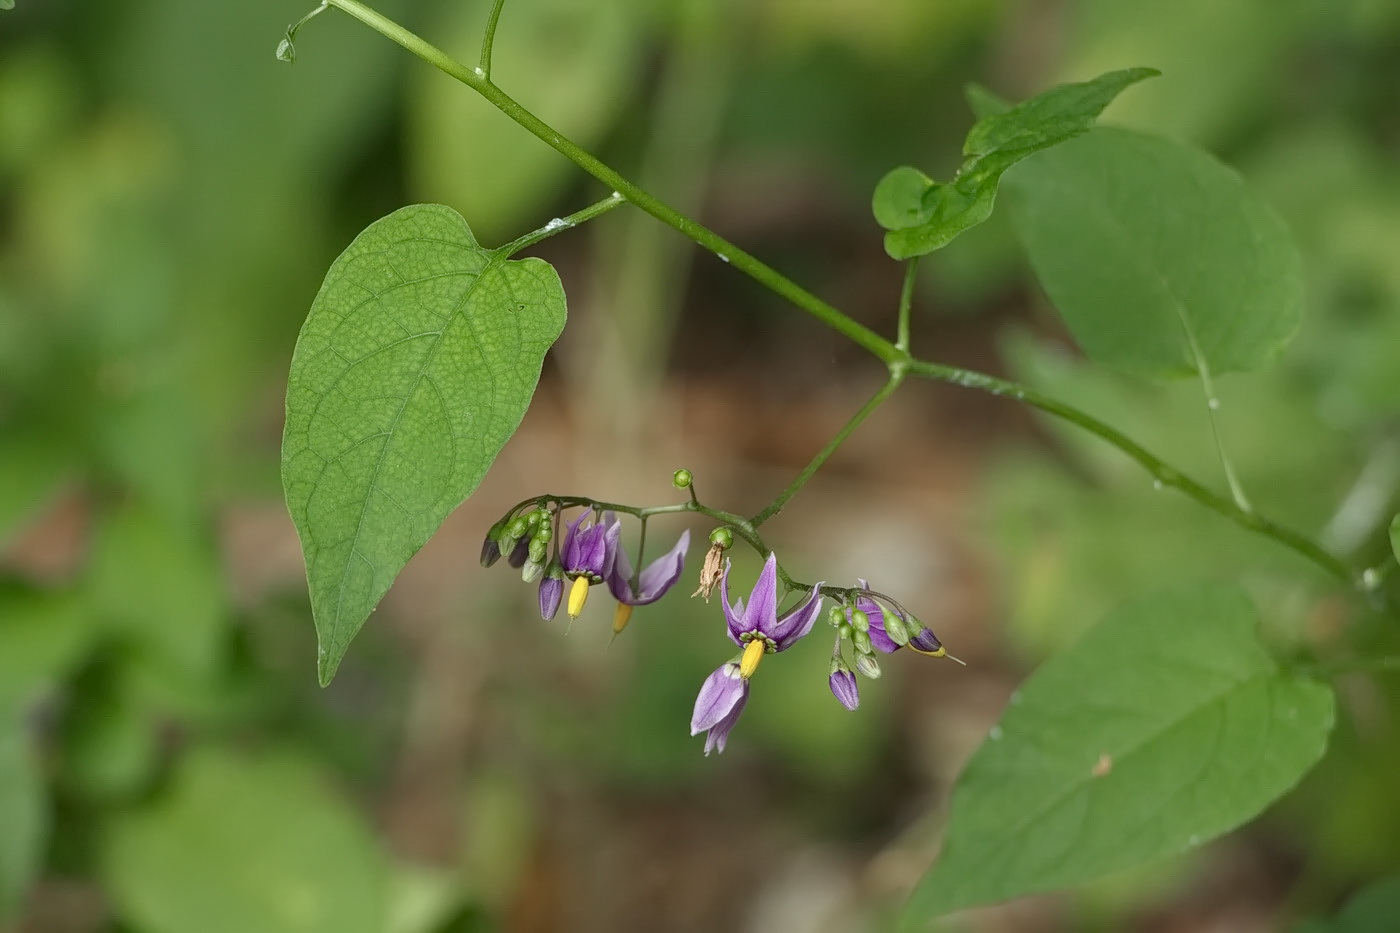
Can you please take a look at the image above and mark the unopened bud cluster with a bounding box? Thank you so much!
[824,581,947,711]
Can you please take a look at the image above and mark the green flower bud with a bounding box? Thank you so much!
[528,537,548,564]
[505,515,530,541]
[852,629,872,655]
[826,606,845,629]
[838,622,854,642]
[850,608,870,633]
[521,558,544,583]
[708,527,734,550]
[672,468,693,489]
[854,652,882,679]
[883,610,910,647]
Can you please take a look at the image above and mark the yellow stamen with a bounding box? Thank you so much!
[612,603,633,635]
[739,638,767,680]
[567,576,590,619]
[910,644,947,659]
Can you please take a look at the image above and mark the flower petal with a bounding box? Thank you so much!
[633,529,689,600]
[560,512,583,569]
[703,686,749,755]
[769,581,824,650]
[721,559,746,646]
[690,663,747,734]
[608,529,690,605]
[745,554,781,636]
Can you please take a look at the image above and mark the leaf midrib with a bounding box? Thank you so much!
[327,249,505,640]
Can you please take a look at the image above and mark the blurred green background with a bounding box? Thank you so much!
[3,0,1400,930]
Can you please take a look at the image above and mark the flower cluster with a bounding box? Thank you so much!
[481,503,689,632]
[484,495,955,757]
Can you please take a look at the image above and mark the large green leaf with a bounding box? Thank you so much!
[102,748,386,933]
[875,68,1157,259]
[1005,127,1303,379]
[282,204,566,684]
[1294,876,1400,932]
[901,584,1334,923]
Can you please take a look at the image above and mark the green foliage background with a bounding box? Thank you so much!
[3,0,1400,930]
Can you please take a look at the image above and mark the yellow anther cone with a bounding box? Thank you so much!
[739,638,766,679]
[567,576,591,618]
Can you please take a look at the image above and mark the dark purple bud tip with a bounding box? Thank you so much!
[829,668,860,711]
[909,626,943,654]
[507,537,531,569]
[480,535,502,568]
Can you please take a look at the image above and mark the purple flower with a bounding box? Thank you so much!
[722,554,824,679]
[690,554,822,755]
[559,512,622,618]
[690,662,749,755]
[828,658,859,710]
[608,527,690,606]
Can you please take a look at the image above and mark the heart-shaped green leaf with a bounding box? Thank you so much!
[282,204,566,684]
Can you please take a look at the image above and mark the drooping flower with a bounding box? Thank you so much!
[691,554,823,754]
[559,511,622,618]
[607,526,690,634]
[690,662,749,755]
[723,554,824,679]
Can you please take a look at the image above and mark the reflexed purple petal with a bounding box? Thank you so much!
[829,669,860,710]
[690,663,747,734]
[703,687,748,755]
[600,515,622,579]
[721,560,745,646]
[538,576,563,621]
[561,513,588,571]
[769,581,824,651]
[633,529,689,599]
[608,529,689,605]
[744,554,780,636]
[910,626,942,653]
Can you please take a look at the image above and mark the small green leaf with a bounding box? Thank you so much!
[0,725,45,921]
[872,166,937,231]
[1005,128,1303,379]
[878,67,1157,259]
[282,204,566,684]
[901,584,1334,923]
[102,748,387,933]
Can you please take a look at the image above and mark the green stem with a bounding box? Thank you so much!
[494,193,624,258]
[905,358,1353,584]
[320,0,1374,609]
[751,376,902,527]
[479,0,508,79]
[896,258,918,354]
[323,0,894,364]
